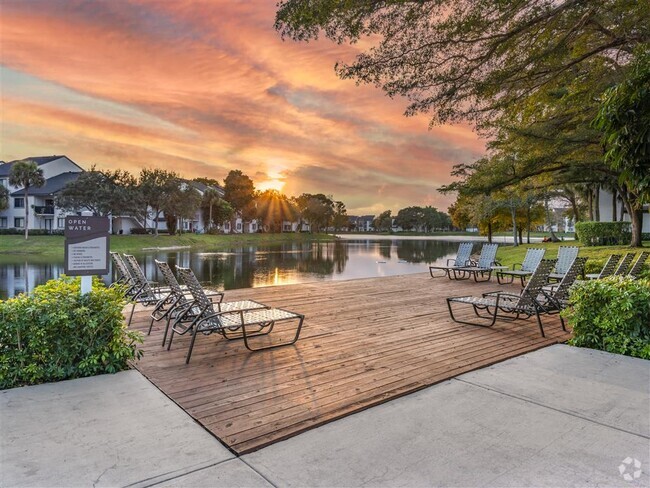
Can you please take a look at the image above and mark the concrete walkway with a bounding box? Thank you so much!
[1,345,648,487]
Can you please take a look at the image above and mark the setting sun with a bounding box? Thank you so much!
[257,178,286,192]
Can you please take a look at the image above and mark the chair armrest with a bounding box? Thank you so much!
[512,263,523,270]
[446,258,457,266]
[482,290,505,297]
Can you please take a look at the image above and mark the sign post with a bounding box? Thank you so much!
[64,216,110,295]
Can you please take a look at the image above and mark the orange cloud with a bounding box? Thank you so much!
[0,0,485,213]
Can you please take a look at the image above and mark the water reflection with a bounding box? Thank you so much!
[0,239,467,299]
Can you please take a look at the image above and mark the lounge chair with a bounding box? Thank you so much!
[429,242,473,279]
[613,252,636,276]
[123,254,172,326]
[150,259,225,344]
[169,266,305,363]
[627,251,649,279]
[496,248,545,286]
[110,252,138,297]
[548,246,580,281]
[585,254,621,280]
[446,259,557,337]
[450,243,500,282]
[540,257,588,315]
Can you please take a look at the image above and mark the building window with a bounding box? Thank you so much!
[14,217,25,228]
[0,217,7,228]
[0,178,6,188]
[14,197,25,208]
[57,218,65,228]
[236,222,242,230]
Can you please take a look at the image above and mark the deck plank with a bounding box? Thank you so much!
[128,272,570,454]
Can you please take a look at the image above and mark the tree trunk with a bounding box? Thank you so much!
[611,190,617,221]
[630,209,643,247]
[154,207,160,236]
[208,204,213,232]
[569,195,581,223]
[24,188,29,240]
[510,204,517,245]
[594,187,600,221]
[587,189,594,221]
[518,227,523,245]
[526,205,531,244]
[487,221,493,244]
[617,186,643,247]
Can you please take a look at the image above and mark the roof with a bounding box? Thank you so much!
[187,180,225,197]
[11,172,81,196]
[0,155,80,177]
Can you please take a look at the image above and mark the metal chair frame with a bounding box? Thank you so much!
[540,257,587,316]
[628,251,649,279]
[451,243,500,282]
[170,266,303,363]
[496,248,546,286]
[447,259,557,337]
[613,252,636,276]
[548,246,580,282]
[429,242,474,279]
[585,254,621,280]
[149,260,225,345]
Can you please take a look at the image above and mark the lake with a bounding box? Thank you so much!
[0,239,477,299]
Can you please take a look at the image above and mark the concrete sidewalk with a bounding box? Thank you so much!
[2,345,648,487]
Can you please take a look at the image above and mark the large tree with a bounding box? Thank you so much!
[57,166,139,233]
[293,193,335,233]
[593,49,650,246]
[163,184,202,235]
[277,1,649,244]
[276,0,649,127]
[9,160,45,240]
[138,169,179,236]
[223,170,256,233]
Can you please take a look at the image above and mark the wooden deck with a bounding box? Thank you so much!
[128,272,570,454]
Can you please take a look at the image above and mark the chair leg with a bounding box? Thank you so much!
[167,328,175,350]
[535,311,545,337]
[127,302,136,327]
[162,315,172,347]
[559,314,566,332]
[447,299,498,327]
[242,316,305,352]
[186,328,199,364]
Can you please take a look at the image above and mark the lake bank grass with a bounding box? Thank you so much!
[0,233,336,257]
[494,240,649,273]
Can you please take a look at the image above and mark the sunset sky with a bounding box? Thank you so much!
[0,0,485,214]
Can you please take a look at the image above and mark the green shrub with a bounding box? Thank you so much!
[574,221,631,246]
[563,277,650,359]
[0,277,142,389]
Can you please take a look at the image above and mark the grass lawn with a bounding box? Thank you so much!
[494,240,650,273]
[0,233,336,257]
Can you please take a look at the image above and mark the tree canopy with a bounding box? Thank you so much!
[276,0,649,127]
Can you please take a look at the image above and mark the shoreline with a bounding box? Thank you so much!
[335,233,576,243]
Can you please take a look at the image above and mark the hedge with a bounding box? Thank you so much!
[574,221,631,246]
[563,277,650,359]
[0,277,142,389]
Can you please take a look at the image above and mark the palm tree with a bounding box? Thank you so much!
[0,185,9,211]
[9,160,45,239]
[201,188,221,232]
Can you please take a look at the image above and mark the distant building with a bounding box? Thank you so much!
[0,156,84,232]
[348,215,375,232]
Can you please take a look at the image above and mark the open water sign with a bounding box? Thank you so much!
[64,216,110,276]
